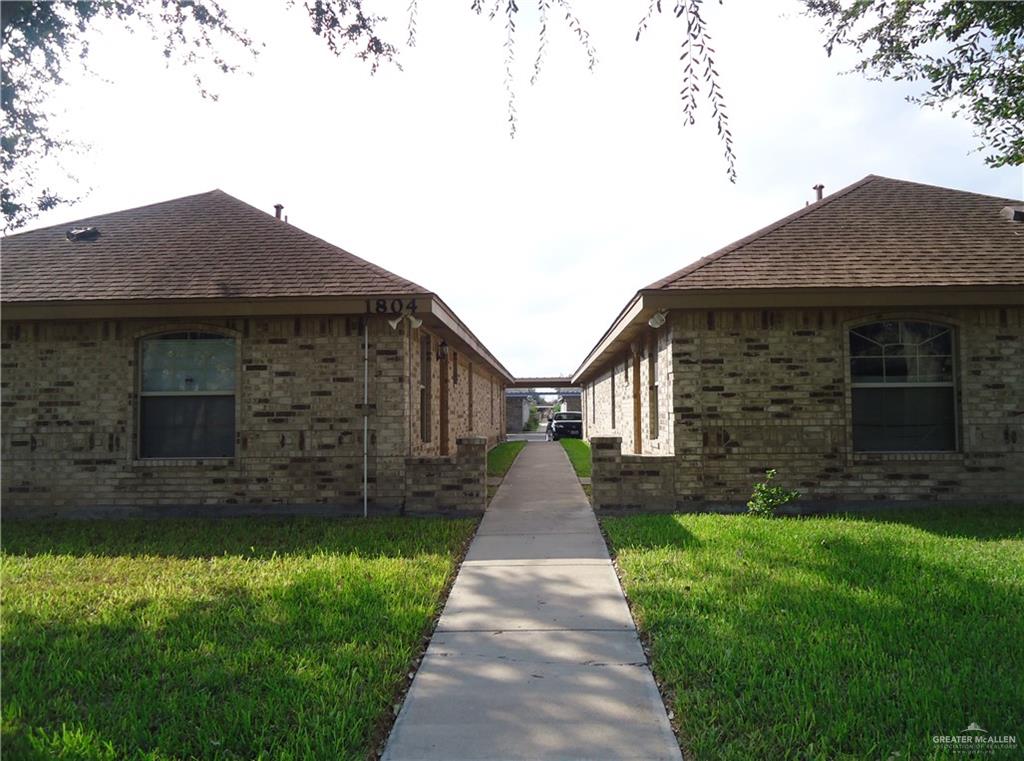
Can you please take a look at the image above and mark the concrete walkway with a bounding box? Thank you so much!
[382,442,682,761]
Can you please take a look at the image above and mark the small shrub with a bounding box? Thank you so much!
[746,469,799,517]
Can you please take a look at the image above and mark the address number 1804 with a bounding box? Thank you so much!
[365,298,419,315]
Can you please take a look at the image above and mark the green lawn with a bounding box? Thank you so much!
[1,517,477,761]
[602,507,1024,761]
[487,441,526,478]
[559,438,591,478]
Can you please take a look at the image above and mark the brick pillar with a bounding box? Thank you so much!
[456,436,487,510]
[591,436,623,510]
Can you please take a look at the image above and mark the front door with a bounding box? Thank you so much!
[439,354,450,456]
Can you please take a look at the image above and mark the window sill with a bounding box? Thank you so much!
[851,451,963,463]
[133,457,237,467]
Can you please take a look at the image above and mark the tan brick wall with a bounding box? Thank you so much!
[446,350,503,445]
[2,315,505,513]
[583,326,673,456]
[404,436,487,513]
[584,363,626,444]
[466,361,503,446]
[398,326,505,458]
[591,436,676,511]
[590,306,1024,507]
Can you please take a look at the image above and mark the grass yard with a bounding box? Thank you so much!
[559,438,591,478]
[1,517,477,761]
[487,441,526,478]
[603,507,1024,761]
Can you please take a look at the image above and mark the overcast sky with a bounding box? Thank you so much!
[20,0,1024,377]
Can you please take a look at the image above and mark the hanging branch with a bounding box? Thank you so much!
[503,0,519,137]
[554,0,597,71]
[678,2,700,126]
[637,0,736,182]
[635,0,659,43]
[531,0,550,86]
[471,0,596,137]
[680,0,735,181]
[407,0,419,46]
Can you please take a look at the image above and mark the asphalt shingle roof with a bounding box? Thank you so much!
[647,175,1024,291]
[1,190,427,302]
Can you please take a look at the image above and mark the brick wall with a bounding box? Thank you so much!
[406,332,505,458]
[589,306,1024,508]
[583,325,674,456]
[404,436,487,513]
[2,315,503,514]
[468,361,502,445]
[591,436,676,510]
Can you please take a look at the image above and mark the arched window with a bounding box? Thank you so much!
[139,331,236,458]
[849,320,956,452]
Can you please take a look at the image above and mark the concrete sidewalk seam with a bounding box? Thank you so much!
[433,627,637,633]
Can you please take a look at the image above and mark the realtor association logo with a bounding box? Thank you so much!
[933,722,1018,755]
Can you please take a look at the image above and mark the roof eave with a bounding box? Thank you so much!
[1,291,514,383]
[0,293,430,320]
[644,284,1024,310]
[572,292,651,385]
[428,296,514,382]
[572,284,1024,384]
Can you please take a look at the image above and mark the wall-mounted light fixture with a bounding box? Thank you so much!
[648,310,668,329]
[437,339,449,361]
[387,314,424,330]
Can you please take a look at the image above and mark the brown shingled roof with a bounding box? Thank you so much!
[1,190,428,302]
[572,174,1024,384]
[648,175,1024,291]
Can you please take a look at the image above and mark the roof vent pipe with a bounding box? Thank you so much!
[813,184,824,202]
[274,203,284,220]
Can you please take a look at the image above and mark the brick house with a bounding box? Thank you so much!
[575,175,1024,509]
[2,190,510,515]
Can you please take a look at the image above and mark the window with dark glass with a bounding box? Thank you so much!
[849,320,956,452]
[139,332,236,458]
